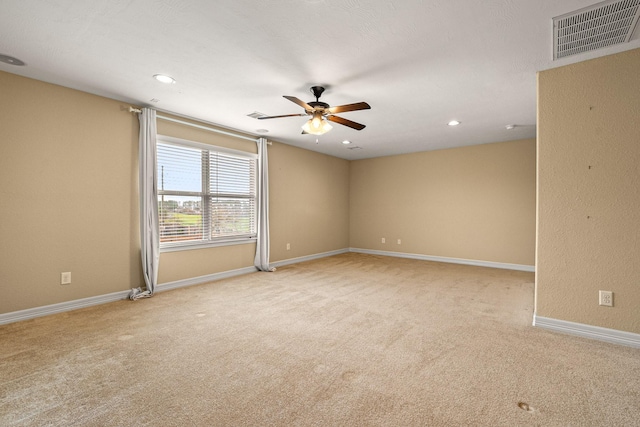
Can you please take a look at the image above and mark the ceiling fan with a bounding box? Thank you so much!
[258,86,371,135]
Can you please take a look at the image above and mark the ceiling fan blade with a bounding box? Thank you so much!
[326,115,366,130]
[326,102,371,114]
[283,95,313,111]
[257,113,307,120]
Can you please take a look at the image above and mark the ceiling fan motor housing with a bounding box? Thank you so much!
[308,101,330,111]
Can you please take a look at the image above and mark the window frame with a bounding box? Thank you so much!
[156,134,258,253]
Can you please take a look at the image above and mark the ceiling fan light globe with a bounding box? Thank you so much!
[302,119,332,135]
[311,111,323,129]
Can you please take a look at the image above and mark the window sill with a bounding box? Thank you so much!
[159,237,256,253]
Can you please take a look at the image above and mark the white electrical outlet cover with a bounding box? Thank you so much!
[599,290,613,307]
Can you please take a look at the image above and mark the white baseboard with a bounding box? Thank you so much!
[270,248,350,268]
[0,266,258,326]
[0,290,131,325]
[349,248,535,272]
[156,266,258,293]
[0,248,530,326]
[533,315,640,348]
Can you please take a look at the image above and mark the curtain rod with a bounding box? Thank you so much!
[128,106,268,144]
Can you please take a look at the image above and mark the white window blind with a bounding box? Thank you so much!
[157,135,257,250]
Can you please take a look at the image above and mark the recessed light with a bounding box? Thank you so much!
[153,74,175,84]
[0,54,25,66]
[342,140,352,145]
[448,120,461,126]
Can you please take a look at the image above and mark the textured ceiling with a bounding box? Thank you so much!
[1,0,639,160]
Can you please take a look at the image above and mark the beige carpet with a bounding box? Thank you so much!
[1,253,638,426]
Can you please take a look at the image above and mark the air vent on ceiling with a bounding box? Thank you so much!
[247,111,267,119]
[553,0,640,60]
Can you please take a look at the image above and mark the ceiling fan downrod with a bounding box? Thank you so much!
[310,86,325,102]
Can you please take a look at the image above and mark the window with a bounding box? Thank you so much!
[156,135,257,250]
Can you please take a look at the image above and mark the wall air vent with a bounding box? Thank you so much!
[553,0,640,59]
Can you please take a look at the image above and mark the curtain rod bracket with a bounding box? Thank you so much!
[129,106,142,113]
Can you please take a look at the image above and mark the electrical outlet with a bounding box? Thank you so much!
[381,237,385,244]
[599,290,613,307]
[61,272,71,285]
[286,243,290,251]
[397,239,401,245]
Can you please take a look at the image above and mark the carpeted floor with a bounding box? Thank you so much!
[1,253,639,426]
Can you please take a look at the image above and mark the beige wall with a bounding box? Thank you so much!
[0,72,141,313]
[0,71,351,313]
[269,142,350,262]
[536,48,640,334]
[350,139,536,266]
